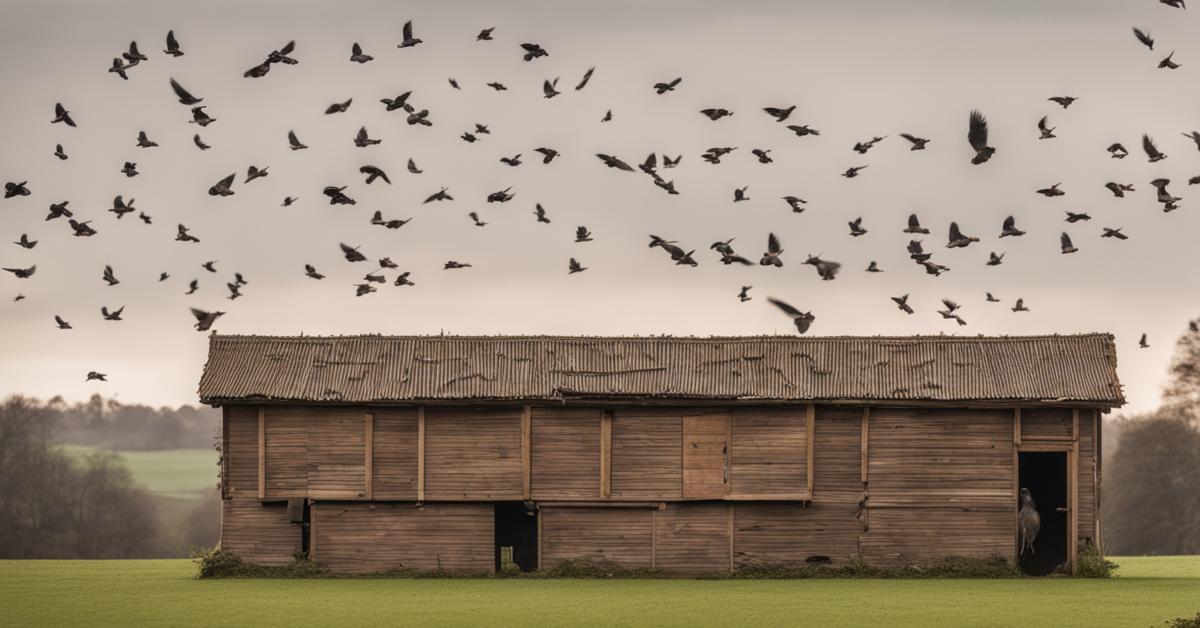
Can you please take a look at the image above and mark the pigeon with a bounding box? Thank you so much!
[600,110,613,122]
[1065,211,1091,223]
[360,165,391,185]
[660,243,698,266]
[245,165,269,183]
[908,240,932,262]
[1037,116,1056,139]
[1133,27,1155,50]
[193,134,210,150]
[185,280,199,295]
[568,258,587,274]
[1159,51,1181,69]
[1012,299,1029,313]
[939,309,967,326]
[123,40,148,63]
[191,308,224,331]
[423,188,453,203]
[734,187,750,202]
[763,106,795,122]
[767,297,815,334]
[663,155,681,168]
[159,272,169,281]
[987,292,1001,303]
[55,315,72,329]
[86,372,107,382]
[102,265,119,286]
[1107,143,1128,159]
[700,108,733,121]
[369,211,410,229]
[487,187,514,203]
[968,110,995,164]
[1143,135,1167,162]
[892,294,914,314]
[52,102,76,127]
[1139,334,1149,349]
[987,252,1005,266]
[701,147,737,164]
[534,148,559,164]
[782,196,807,213]
[946,222,980,248]
[164,30,183,56]
[355,283,377,297]
[1000,216,1026,238]
[169,78,203,105]
[136,131,158,148]
[865,261,882,272]
[853,136,887,154]
[648,235,676,249]
[403,104,431,126]
[477,28,494,41]
[304,264,325,280]
[378,258,398,270]
[1105,182,1135,198]
[398,20,422,48]
[340,243,368,262]
[1036,183,1064,197]
[109,57,129,79]
[69,220,97,237]
[596,154,635,171]
[654,77,682,94]
[543,77,560,98]
[101,306,124,321]
[738,286,752,302]
[899,133,930,150]
[468,212,487,227]
[405,158,423,174]
[575,226,593,242]
[188,106,215,126]
[941,298,961,313]
[520,42,549,61]
[919,260,950,276]
[444,261,472,269]
[13,234,36,249]
[3,265,35,278]
[54,144,68,160]
[176,224,199,243]
[1101,227,1128,240]
[1048,96,1077,109]
[842,166,868,178]
[760,233,784,267]
[486,82,508,91]
[787,124,820,137]
[575,67,595,91]
[46,201,72,220]
[534,203,551,223]
[282,196,298,207]
[904,214,930,234]
[208,173,236,196]
[804,255,842,281]
[201,261,218,273]
[380,92,412,111]
[500,154,522,167]
[354,127,381,147]
[751,149,773,164]
[1182,131,1200,152]
[287,130,308,150]
[1160,0,1185,8]
[1060,232,1078,254]
[325,98,353,115]
[323,186,356,205]
[350,43,373,63]
[848,217,868,236]
[120,162,139,177]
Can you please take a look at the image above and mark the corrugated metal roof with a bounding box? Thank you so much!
[197,334,1124,406]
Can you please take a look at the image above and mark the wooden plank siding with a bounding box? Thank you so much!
[220,500,300,565]
[261,407,367,500]
[224,405,260,500]
[311,503,493,574]
[655,503,732,575]
[423,406,522,500]
[539,506,654,570]
[610,409,683,499]
[371,407,419,500]
[729,408,807,497]
[530,407,601,500]
[682,414,730,498]
[1021,407,1074,441]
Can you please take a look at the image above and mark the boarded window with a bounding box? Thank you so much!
[611,410,682,499]
[531,408,601,500]
[682,414,730,499]
[730,408,806,497]
[424,406,522,500]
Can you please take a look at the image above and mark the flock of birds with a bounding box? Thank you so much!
[1,8,1195,383]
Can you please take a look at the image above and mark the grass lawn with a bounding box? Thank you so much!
[62,446,216,499]
[1,556,1197,628]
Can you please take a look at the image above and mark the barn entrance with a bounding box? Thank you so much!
[495,502,538,572]
[1017,452,1069,576]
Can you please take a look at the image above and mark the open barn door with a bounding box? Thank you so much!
[1017,451,1069,576]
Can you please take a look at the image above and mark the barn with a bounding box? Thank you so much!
[198,333,1123,576]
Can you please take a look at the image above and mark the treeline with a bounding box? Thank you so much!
[0,396,218,558]
[1101,319,1200,555]
[43,394,218,450]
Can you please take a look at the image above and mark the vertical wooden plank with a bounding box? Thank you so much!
[364,411,374,500]
[860,407,870,484]
[1014,407,1022,446]
[1070,408,1080,574]
[521,405,532,500]
[1094,409,1102,551]
[309,501,317,561]
[1013,408,1021,559]
[536,506,542,572]
[806,404,816,498]
[651,507,658,570]
[600,410,612,499]
[727,504,735,571]
[257,407,266,501]
[417,406,426,503]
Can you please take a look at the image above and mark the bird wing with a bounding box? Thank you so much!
[968,110,989,151]
[1133,27,1153,47]
[767,297,803,318]
[288,130,301,146]
[218,173,235,188]
[907,214,920,229]
[1142,134,1160,157]
[574,67,594,90]
[1061,232,1074,248]
[170,78,197,103]
[279,40,296,55]
[900,133,918,144]
[1038,116,1049,132]
[948,221,963,241]
[767,232,781,254]
[190,307,209,323]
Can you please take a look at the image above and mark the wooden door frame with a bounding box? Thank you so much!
[1015,444,1077,574]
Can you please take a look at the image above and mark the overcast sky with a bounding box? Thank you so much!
[1,0,1197,414]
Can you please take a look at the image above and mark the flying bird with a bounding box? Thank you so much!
[340,243,367,262]
[575,67,595,91]
[968,110,995,164]
[1047,96,1077,108]
[1133,27,1155,50]
[892,294,914,314]
[760,233,784,267]
[905,214,929,234]
[738,286,752,302]
[654,77,682,94]
[700,108,733,121]
[13,234,36,249]
[946,222,980,248]
[1037,116,1056,139]
[521,42,549,61]
[1036,183,1064,197]
[899,133,930,150]
[102,265,119,286]
[86,372,107,382]
[52,102,76,127]
[55,315,72,329]
[1159,51,1181,69]
[398,20,422,48]
[208,173,235,196]
[767,297,815,334]
[164,30,183,56]
[191,308,224,332]
[568,258,587,274]
[1107,143,1128,159]
[359,165,391,185]
[1060,232,1078,254]
[3,265,36,278]
[763,106,795,122]
[350,43,373,63]
[287,130,307,150]
[325,98,353,115]
[1143,135,1167,162]
[169,78,202,105]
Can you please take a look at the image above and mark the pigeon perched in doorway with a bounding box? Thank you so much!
[1018,488,1041,556]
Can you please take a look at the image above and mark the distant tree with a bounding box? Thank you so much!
[1162,318,1200,422]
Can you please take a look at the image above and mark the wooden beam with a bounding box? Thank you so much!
[1070,408,1080,574]
[728,503,735,572]
[536,504,542,572]
[257,407,266,501]
[364,411,374,500]
[521,405,532,500]
[651,508,658,571]
[860,407,870,484]
[1094,409,1103,551]
[806,404,816,498]
[1013,408,1021,560]
[417,406,426,503]
[309,501,317,561]
[1014,407,1022,446]
[600,409,612,499]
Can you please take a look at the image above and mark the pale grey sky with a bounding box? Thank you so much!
[1,0,1197,414]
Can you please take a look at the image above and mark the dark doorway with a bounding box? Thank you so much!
[495,502,538,572]
[1017,452,1069,576]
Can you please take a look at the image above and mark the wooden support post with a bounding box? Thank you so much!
[600,409,612,499]
[728,503,735,571]
[1094,409,1103,551]
[364,411,374,500]
[309,501,317,561]
[650,508,658,571]
[860,407,870,484]
[1070,408,1080,574]
[806,404,816,498]
[257,407,266,500]
[522,405,532,500]
[536,506,542,572]
[1014,407,1022,447]
[1013,408,1021,560]
[417,406,426,503]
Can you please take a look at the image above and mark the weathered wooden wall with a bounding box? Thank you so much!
[610,409,682,499]
[730,408,807,497]
[220,500,301,565]
[371,407,419,500]
[539,506,654,569]
[424,406,523,500]
[530,408,600,500]
[1077,410,1097,544]
[312,503,494,574]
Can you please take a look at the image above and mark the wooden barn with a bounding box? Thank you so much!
[198,334,1123,576]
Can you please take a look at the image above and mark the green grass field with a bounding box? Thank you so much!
[62,446,216,499]
[1,556,1197,627]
